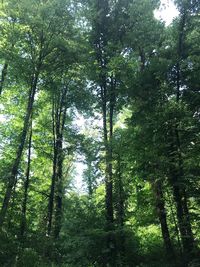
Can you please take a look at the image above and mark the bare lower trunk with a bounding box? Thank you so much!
[47,101,57,236]
[166,189,182,253]
[169,128,194,256]
[47,151,57,236]
[172,180,194,256]
[53,87,68,238]
[20,122,32,238]
[116,154,124,227]
[102,89,114,226]
[47,86,68,238]
[54,137,63,238]
[153,180,174,257]
[116,154,125,261]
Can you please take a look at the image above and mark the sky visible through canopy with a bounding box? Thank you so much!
[154,0,179,25]
[74,0,179,192]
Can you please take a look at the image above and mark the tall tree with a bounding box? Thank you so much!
[0,0,73,227]
[47,81,68,238]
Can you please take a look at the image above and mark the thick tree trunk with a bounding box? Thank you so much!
[153,180,174,257]
[20,122,32,238]
[0,72,39,227]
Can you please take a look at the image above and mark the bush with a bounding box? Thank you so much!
[0,231,18,266]
[16,248,41,267]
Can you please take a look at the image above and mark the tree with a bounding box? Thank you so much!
[0,0,74,227]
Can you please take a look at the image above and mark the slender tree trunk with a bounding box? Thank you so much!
[47,100,57,236]
[169,130,194,256]
[169,129,194,256]
[102,76,116,228]
[20,121,32,238]
[47,86,68,238]
[0,71,39,227]
[153,180,174,257]
[116,153,125,262]
[101,83,114,226]
[7,178,17,230]
[54,135,63,238]
[106,110,114,225]
[99,72,115,267]
[0,62,8,95]
[171,172,194,256]
[102,88,116,266]
[139,47,145,71]
[166,189,182,254]
[87,163,93,197]
[54,87,68,238]
[116,154,124,227]
[182,188,194,244]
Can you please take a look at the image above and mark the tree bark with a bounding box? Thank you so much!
[116,153,124,227]
[54,135,63,238]
[170,167,194,256]
[103,87,114,225]
[153,180,174,257]
[0,62,8,95]
[169,129,194,256]
[47,100,57,236]
[20,121,32,238]
[47,85,68,238]
[115,153,125,261]
[166,188,182,253]
[54,86,68,238]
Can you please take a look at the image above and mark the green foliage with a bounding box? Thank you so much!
[16,248,41,267]
[0,0,200,266]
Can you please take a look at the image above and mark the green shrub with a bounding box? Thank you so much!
[16,248,41,267]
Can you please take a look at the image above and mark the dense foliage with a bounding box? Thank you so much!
[0,0,199,266]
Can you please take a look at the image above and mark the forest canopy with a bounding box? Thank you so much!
[0,0,200,266]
